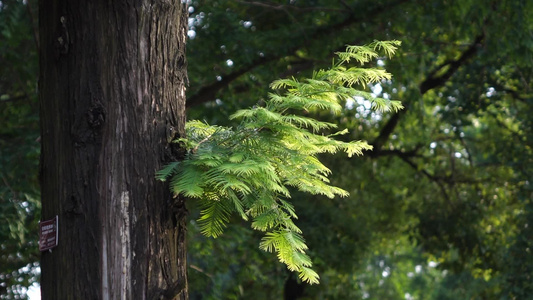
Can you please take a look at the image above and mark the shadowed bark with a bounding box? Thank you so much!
[39,1,189,299]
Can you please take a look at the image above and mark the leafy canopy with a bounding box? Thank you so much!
[157,41,402,284]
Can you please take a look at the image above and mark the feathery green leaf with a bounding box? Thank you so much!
[157,42,402,284]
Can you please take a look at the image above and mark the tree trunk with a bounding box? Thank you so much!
[39,1,188,299]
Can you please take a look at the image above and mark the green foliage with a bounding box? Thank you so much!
[2,0,532,298]
[0,1,40,298]
[183,0,532,298]
[158,42,401,284]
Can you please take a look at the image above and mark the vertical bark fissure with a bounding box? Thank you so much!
[120,190,132,300]
[102,234,109,300]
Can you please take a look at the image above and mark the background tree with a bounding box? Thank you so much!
[1,0,532,299]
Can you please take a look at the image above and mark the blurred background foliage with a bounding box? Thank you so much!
[0,0,40,298]
[1,0,531,299]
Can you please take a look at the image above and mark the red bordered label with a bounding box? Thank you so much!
[39,216,58,251]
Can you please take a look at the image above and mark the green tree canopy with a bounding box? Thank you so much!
[1,0,532,299]
[0,0,40,298]
[183,0,532,298]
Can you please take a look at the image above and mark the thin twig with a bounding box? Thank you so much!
[0,94,30,104]
[192,133,214,153]
[189,264,212,278]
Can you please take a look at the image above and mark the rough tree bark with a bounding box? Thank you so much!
[39,1,188,299]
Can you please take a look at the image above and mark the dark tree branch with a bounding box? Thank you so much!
[236,0,350,12]
[370,34,484,152]
[338,0,353,12]
[420,34,484,94]
[186,55,274,108]
[1,174,16,197]
[366,146,422,159]
[392,148,488,185]
[0,94,30,104]
[370,109,405,152]
[186,0,411,108]
[395,153,453,207]
[278,59,316,78]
